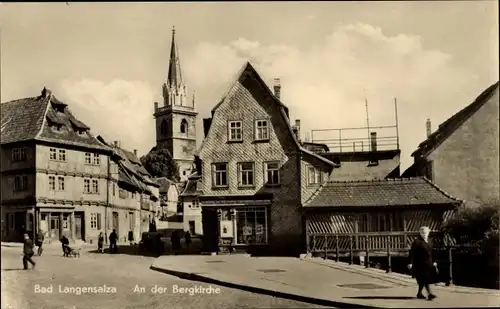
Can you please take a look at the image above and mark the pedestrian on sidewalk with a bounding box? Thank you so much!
[35,229,44,256]
[22,233,36,270]
[97,232,104,253]
[60,235,70,257]
[408,226,438,301]
[128,230,135,246]
[109,229,118,253]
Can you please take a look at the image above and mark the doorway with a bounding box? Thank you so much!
[201,209,218,252]
[50,216,60,239]
[112,212,119,238]
[74,212,84,240]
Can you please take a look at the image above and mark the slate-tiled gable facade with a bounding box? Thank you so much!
[403,81,499,205]
[195,62,336,255]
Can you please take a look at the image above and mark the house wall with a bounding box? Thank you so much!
[301,155,330,204]
[427,88,499,205]
[182,196,203,235]
[198,71,303,251]
[0,143,36,201]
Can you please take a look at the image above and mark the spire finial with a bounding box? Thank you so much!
[172,25,176,35]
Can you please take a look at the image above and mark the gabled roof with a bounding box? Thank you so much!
[180,174,201,197]
[1,88,109,151]
[198,61,335,167]
[412,81,499,157]
[305,177,461,208]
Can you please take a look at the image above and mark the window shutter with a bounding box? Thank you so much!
[97,213,102,230]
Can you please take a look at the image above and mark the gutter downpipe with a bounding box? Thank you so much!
[105,153,110,245]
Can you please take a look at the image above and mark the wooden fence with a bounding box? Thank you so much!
[307,231,462,285]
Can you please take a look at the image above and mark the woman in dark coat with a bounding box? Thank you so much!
[408,226,438,300]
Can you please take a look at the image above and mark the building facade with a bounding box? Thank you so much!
[403,81,499,206]
[195,62,336,255]
[153,27,198,181]
[179,173,202,235]
[1,88,159,243]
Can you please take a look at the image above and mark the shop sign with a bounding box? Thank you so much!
[220,220,234,238]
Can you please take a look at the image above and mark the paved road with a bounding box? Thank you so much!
[1,246,333,309]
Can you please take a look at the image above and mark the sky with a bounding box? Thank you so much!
[1,1,498,171]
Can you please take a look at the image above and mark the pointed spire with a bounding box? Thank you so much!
[192,90,196,108]
[167,25,183,89]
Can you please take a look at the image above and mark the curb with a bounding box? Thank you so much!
[304,258,500,296]
[149,265,379,309]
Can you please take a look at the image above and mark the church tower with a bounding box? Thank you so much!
[154,26,197,181]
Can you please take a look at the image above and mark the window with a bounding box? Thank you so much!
[84,179,91,193]
[58,177,65,191]
[52,124,63,132]
[13,176,28,191]
[49,176,56,191]
[264,162,280,185]
[255,120,269,141]
[238,162,254,187]
[90,213,102,230]
[236,206,268,245]
[58,150,66,161]
[212,163,228,187]
[113,183,116,196]
[160,119,167,135]
[192,199,200,208]
[307,166,322,185]
[12,148,26,162]
[92,179,99,194]
[129,212,135,230]
[49,148,57,160]
[85,153,92,164]
[8,213,14,230]
[93,154,100,165]
[77,130,86,135]
[228,121,242,142]
[180,119,188,134]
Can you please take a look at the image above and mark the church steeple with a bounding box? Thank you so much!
[167,26,183,89]
[162,26,192,108]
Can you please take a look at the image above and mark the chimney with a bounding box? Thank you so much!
[113,141,118,148]
[294,119,301,142]
[154,102,158,112]
[273,78,281,100]
[370,132,377,152]
[426,118,432,137]
[133,149,137,157]
[41,87,52,99]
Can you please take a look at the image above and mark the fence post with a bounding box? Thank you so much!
[387,238,392,273]
[447,246,453,286]
[335,235,339,262]
[365,235,370,268]
[312,236,316,255]
[349,236,353,265]
[324,235,328,260]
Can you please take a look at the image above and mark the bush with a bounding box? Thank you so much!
[442,202,500,246]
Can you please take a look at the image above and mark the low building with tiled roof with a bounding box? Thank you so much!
[303,177,462,257]
[402,81,499,206]
[179,173,202,235]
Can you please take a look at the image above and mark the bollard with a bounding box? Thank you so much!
[335,235,339,262]
[387,240,392,273]
[349,236,353,265]
[324,235,328,260]
[365,236,370,268]
[446,246,454,286]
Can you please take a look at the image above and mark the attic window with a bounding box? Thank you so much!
[368,158,379,166]
[51,124,64,132]
[77,130,86,136]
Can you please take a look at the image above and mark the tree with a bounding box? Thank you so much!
[140,148,180,182]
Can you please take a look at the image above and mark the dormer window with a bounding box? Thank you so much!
[228,121,242,142]
[180,119,188,134]
[52,124,63,132]
[77,130,86,136]
[307,166,322,185]
[255,120,269,141]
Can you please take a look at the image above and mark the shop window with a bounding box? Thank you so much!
[235,206,268,245]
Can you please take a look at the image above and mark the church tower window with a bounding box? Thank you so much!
[180,119,188,134]
[160,119,167,135]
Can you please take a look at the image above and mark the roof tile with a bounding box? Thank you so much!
[306,177,460,208]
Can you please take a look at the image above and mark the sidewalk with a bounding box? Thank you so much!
[151,255,500,308]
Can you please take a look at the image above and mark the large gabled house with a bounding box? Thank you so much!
[193,62,337,255]
[402,81,499,206]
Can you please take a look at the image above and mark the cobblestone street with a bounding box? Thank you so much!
[1,246,332,309]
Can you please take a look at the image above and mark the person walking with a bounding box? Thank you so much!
[97,232,105,253]
[23,233,36,270]
[184,230,192,251]
[408,226,438,300]
[35,229,44,256]
[109,229,118,253]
